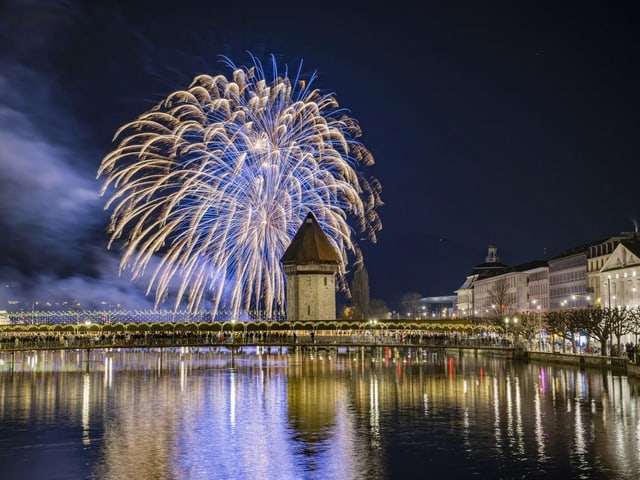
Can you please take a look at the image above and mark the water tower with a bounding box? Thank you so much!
[281,212,341,321]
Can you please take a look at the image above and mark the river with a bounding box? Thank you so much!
[0,347,638,479]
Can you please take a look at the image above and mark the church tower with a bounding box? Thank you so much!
[280,212,341,321]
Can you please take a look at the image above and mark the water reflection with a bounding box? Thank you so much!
[0,348,639,479]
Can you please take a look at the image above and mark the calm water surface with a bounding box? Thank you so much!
[0,347,638,479]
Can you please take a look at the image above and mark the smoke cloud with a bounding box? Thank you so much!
[0,2,155,310]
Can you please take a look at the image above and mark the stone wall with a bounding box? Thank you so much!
[527,351,635,375]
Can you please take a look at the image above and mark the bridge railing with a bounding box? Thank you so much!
[0,331,512,351]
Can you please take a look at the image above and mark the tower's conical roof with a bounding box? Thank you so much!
[281,212,341,265]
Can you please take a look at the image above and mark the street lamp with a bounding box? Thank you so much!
[504,317,510,341]
[537,304,542,351]
[532,299,543,351]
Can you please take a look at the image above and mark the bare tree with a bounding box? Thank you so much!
[544,311,572,353]
[566,308,593,353]
[514,311,539,345]
[488,278,512,314]
[368,299,389,319]
[400,292,422,319]
[578,306,611,356]
[607,306,633,356]
[628,307,640,361]
[629,307,640,346]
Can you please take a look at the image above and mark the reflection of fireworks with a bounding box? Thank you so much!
[97,53,382,319]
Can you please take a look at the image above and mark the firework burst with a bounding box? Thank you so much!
[97,53,382,319]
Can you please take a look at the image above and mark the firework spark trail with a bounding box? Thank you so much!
[97,53,382,320]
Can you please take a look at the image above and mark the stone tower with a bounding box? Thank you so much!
[280,212,341,321]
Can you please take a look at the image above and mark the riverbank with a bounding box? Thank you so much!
[524,349,639,376]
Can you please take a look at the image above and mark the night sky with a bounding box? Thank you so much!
[0,1,638,310]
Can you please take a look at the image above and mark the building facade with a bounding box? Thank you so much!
[587,233,637,306]
[417,296,457,319]
[454,232,640,318]
[548,247,590,310]
[526,264,549,312]
[473,268,534,317]
[454,274,477,318]
[600,240,640,308]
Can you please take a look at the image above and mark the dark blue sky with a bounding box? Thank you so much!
[0,1,638,309]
